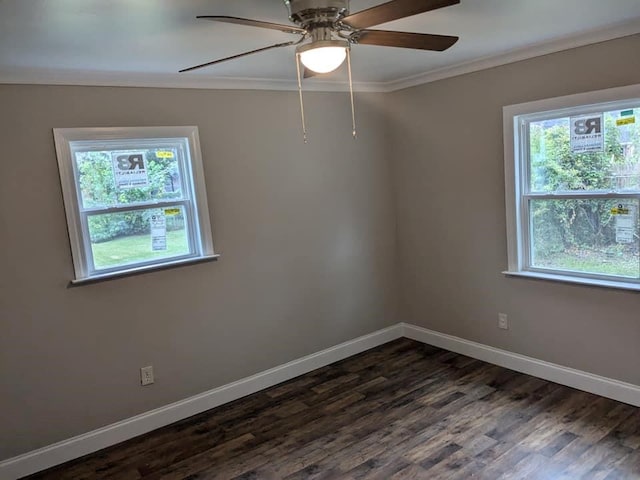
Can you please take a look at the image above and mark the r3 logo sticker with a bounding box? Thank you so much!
[570,114,604,153]
[115,154,145,171]
[111,152,149,189]
[573,117,601,135]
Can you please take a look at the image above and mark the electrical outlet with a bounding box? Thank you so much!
[498,313,509,330]
[140,366,154,386]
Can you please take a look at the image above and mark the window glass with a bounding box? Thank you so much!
[529,109,640,193]
[530,198,639,278]
[75,146,184,209]
[88,206,191,271]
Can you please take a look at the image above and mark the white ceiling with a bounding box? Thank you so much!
[1,0,639,92]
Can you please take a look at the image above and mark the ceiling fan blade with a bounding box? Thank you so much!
[342,0,460,30]
[197,16,306,35]
[352,30,458,51]
[179,41,297,73]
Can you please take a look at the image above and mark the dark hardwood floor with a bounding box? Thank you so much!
[24,339,640,480]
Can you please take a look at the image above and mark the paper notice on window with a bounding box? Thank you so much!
[150,213,167,251]
[112,152,149,189]
[615,204,636,244]
[570,114,604,153]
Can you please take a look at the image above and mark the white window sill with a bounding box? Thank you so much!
[70,254,220,286]
[503,270,640,292]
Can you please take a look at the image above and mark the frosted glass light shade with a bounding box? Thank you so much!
[297,40,348,74]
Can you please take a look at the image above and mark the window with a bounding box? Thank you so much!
[54,126,217,283]
[504,84,640,290]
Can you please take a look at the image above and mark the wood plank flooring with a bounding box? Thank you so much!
[24,339,640,479]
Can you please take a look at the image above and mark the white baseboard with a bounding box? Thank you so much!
[4,322,640,479]
[0,324,403,480]
[402,323,640,408]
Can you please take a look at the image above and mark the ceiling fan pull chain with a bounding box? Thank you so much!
[346,47,357,139]
[295,53,308,144]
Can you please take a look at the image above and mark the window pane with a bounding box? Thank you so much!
[530,198,639,278]
[88,206,191,271]
[529,108,640,193]
[75,146,185,209]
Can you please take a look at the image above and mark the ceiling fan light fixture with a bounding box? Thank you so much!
[296,40,348,74]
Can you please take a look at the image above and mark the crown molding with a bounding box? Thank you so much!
[0,19,638,94]
[0,68,386,93]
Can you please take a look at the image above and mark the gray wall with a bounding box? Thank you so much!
[0,86,397,459]
[390,34,640,387]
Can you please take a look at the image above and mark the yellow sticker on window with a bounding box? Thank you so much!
[616,117,635,126]
[164,208,181,216]
[611,207,630,215]
[156,151,175,158]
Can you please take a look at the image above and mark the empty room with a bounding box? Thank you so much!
[1,1,640,479]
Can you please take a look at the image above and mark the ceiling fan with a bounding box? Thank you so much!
[180,0,460,141]
[180,0,460,75]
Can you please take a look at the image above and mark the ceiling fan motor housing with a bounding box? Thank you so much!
[285,0,350,29]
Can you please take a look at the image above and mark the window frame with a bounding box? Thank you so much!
[503,84,640,291]
[54,126,217,284]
